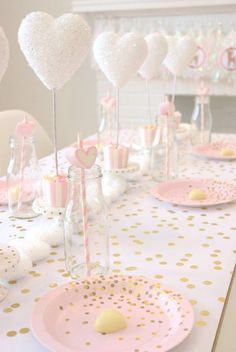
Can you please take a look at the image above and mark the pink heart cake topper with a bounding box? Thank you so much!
[66,145,97,169]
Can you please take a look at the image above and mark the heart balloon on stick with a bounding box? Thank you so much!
[93,32,147,147]
[139,33,168,124]
[0,26,9,84]
[18,12,91,176]
[164,35,197,103]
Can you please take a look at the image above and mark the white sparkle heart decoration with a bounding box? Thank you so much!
[18,12,91,90]
[93,32,147,88]
[0,26,9,83]
[164,35,197,76]
[139,33,168,80]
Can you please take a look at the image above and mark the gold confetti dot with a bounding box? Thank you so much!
[180,277,188,282]
[203,281,212,286]
[154,275,163,279]
[200,311,209,316]
[125,267,137,271]
[6,331,17,337]
[218,297,225,303]
[21,289,30,294]
[11,303,20,309]
[186,284,195,289]
[214,266,222,270]
[19,328,30,334]
[3,308,13,313]
[196,320,207,327]
[189,299,197,305]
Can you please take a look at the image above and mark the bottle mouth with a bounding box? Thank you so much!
[68,164,102,180]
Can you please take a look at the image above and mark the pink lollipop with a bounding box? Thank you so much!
[15,116,36,138]
[160,98,175,116]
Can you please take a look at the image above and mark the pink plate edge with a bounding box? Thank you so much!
[150,178,236,207]
[30,275,195,352]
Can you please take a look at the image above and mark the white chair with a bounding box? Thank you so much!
[0,109,52,176]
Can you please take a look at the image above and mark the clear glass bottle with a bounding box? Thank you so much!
[7,136,41,218]
[64,165,109,279]
[190,95,213,145]
[151,114,179,182]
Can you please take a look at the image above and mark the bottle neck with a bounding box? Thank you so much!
[195,95,210,105]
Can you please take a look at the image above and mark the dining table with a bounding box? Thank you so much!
[0,132,236,352]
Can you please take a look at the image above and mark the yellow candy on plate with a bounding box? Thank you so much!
[220,148,234,157]
[188,189,206,201]
[94,308,127,334]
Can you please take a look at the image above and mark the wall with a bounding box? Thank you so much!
[0,0,97,148]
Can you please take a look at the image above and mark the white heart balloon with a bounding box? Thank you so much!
[139,33,168,80]
[164,35,197,76]
[0,26,9,83]
[93,32,147,88]
[18,12,91,90]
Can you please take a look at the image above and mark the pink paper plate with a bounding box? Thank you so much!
[151,178,236,207]
[0,178,7,205]
[192,142,236,160]
[31,275,194,352]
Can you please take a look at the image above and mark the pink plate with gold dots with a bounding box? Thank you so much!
[151,178,236,207]
[192,142,236,161]
[31,275,194,352]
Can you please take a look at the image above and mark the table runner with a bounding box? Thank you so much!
[0,134,236,351]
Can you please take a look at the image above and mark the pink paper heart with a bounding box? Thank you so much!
[66,146,97,169]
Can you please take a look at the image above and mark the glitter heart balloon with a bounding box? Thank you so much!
[0,26,9,83]
[18,12,91,90]
[93,32,147,88]
[139,33,168,80]
[164,35,197,76]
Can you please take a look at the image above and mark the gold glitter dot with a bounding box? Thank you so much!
[218,297,225,303]
[186,284,195,289]
[11,303,20,309]
[196,320,207,327]
[180,277,188,282]
[3,308,13,313]
[6,331,17,337]
[154,275,163,279]
[214,266,222,270]
[203,281,212,286]
[190,265,198,269]
[19,328,30,334]
[125,267,137,271]
[200,311,209,316]
[189,299,197,305]
[49,283,58,288]
[21,289,30,294]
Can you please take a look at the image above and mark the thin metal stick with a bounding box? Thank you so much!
[171,75,177,104]
[146,79,152,124]
[115,87,120,147]
[52,89,59,176]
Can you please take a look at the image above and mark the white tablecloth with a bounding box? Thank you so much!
[1,134,236,352]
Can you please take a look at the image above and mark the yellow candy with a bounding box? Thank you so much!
[94,308,127,334]
[220,148,234,157]
[188,189,206,201]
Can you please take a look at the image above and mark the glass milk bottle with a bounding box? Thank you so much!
[7,136,41,218]
[64,165,109,278]
[151,114,179,182]
[190,95,213,145]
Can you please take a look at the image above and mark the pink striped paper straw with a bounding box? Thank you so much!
[165,120,170,180]
[77,134,91,277]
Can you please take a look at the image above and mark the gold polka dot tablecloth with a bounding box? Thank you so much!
[1,134,236,351]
